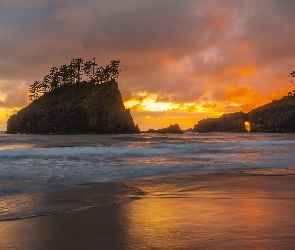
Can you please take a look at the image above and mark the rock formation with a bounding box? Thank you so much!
[7,80,140,134]
[146,124,183,134]
[193,112,248,133]
[249,96,295,132]
[192,96,295,133]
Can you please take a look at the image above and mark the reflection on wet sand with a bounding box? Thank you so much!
[0,170,295,249]
[121,171,295,249]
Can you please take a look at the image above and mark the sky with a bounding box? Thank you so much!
[0,0,295,131]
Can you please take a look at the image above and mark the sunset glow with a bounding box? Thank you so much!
[0,0,295,131]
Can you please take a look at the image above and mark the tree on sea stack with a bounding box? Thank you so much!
[58,64,71,85]
[28,58,121,101]
[70,58,84,83]
[47,67,60,91]
[288,71,295,97]
[84,57,98,82]
[29,80,42,101]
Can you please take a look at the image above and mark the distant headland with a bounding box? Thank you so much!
[192,89,295,133]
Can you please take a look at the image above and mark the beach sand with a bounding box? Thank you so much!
[0,169,295,249]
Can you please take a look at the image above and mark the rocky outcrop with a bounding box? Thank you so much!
[193,112,248,133]
[146,124,183,134]
[192,96,295,133]
[249,96,295,132]
[7,80,140,134]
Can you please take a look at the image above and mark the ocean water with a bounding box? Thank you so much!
[0,131,295,220]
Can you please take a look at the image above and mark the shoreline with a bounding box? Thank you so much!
[1,166,295,221]
[0,168,295,249]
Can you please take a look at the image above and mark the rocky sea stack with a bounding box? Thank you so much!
[146,124,183,134]
[7,80,140,134]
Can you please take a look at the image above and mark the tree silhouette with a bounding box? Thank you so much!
[109,60,121,80]
[95,60,121,84]
[95,66,104,84]
[68,61,76,85]
[288,71,295,97]
[84,57,97,82]
[47,67,60,91]
[28,57,121,101]
[42,75,51,93]
[70,58,84,83]
[58,64,71,85]
[29,80,42,101]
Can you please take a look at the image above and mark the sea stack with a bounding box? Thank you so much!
[7,80,140,134]
[146,124,183,134]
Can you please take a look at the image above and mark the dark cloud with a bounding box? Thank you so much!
[0,0,295,129]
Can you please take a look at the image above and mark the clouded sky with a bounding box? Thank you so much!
[0,0,295,130]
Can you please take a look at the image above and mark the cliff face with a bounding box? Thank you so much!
[193,112,248,133]
[249,96,295,132]
[192,96,295,133]
[7,80,140,134]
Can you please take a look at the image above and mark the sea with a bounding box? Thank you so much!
[0,131,295,221]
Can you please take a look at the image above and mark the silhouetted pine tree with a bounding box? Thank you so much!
[28,57,121,101]
[288,71,295,97]
[84,57,97,82]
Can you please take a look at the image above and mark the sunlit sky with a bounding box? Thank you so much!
[0,0,295,131]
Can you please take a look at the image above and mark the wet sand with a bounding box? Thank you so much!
[0,169,295,249]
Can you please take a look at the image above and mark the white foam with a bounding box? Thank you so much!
[0,146,172,158]
[0,133,295,198]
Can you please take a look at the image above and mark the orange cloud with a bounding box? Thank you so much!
[209,6,233,31]
[226,84,253,96]
[239,68,254,77]
[235,42,249,53]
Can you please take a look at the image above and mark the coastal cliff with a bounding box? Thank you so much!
[7,80,140,134]
[193,96,295,133]
[193,112,248,133]
[249,96,295,132]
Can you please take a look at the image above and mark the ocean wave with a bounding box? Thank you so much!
[0,146,173,158]
[0,138,294,158]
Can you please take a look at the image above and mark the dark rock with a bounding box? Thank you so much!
[7,80,140,134]
[192,95,295,133]
[193,112,248,133]
[146,124,183,134]
[249,96,295,132]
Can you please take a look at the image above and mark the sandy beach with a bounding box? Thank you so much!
[0,169,295,249]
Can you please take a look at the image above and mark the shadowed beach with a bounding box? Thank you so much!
[0,169,295,250]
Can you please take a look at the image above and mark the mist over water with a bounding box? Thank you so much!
[0,132,295,220]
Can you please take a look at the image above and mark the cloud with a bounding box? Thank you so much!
[212,84,259,102]
[0,80,29,108]
[0,108,19,131]
[0,0,295,130]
